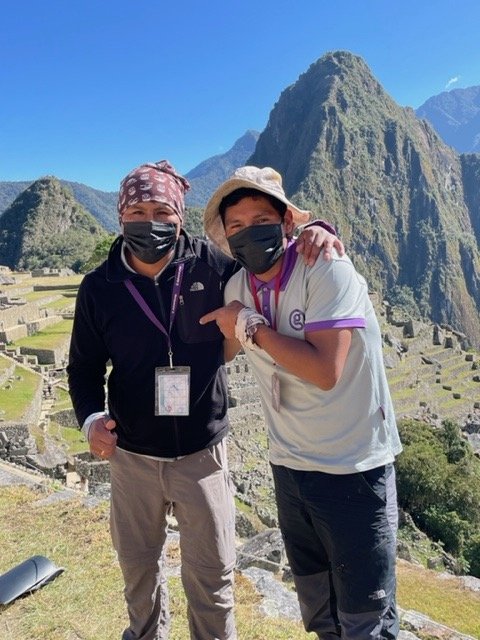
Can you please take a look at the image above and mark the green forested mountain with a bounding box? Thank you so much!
[248,51,480,346]
[0,180,118,231]
[62,181,118,231]
[0,177,109,271]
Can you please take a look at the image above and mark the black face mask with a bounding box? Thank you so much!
[122,221,178,264]
[227,224,285,274]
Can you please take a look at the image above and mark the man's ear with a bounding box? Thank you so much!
[284,209,295,236]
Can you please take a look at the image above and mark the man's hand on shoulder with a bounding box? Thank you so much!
[296,223,345,265]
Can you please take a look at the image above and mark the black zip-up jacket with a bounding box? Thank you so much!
[67,231,238,457]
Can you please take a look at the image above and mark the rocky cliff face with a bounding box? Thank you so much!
[0,177,108,271]
[248,51,480,346]
[462,153,480,242]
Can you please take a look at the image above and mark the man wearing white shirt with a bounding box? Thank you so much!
[201,166,402,640]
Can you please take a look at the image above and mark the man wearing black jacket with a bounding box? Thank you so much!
[67,160,341,640]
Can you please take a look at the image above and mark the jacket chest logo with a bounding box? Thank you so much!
[189,281,205,292]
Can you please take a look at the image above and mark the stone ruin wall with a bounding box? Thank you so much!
[19,342,70,367]
[0,360,15,386]
[0,360,43,465]
[0,423,36,465]
[1,289,479,487]
[0,301,61,343]
[0,300,51,327]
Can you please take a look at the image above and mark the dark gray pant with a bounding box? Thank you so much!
[271,463,399,639]
[110,441,237,640]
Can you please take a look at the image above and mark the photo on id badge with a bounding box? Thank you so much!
[155,366,191,416]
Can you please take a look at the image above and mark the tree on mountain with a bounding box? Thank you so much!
[80,234,117,273]
[396,418,480,576]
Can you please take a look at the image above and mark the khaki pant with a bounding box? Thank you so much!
[110,439,237,640]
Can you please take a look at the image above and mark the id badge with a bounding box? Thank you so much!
[271,371,281,413]
[155,366,191,416]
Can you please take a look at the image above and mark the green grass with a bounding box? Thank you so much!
[0,485,306,640]
[30,275,84,288]
[0,354,12,376]
[0,485,478,639]
[24,288,79,301]
[22,290,76,311]
[12,319,73,350]
[24,291,62,303]
[48,421,89,455]
[41,298,76,310]
[46,385,89,453]
[52,386,74,411]
[397,560,480,637]
[0,366,42,420]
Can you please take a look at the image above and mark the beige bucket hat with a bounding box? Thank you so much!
[203,166,311,257]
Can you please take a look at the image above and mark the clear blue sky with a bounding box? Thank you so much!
[1,0,479,192]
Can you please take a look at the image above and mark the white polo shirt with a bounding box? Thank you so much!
[225,243,402,474]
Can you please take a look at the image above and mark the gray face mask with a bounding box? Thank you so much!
[122,221,177,264]
[227,224,285,274]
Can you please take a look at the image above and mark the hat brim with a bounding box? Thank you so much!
[204,177,311,257]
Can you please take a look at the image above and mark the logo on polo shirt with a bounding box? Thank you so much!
[289,309,305,330]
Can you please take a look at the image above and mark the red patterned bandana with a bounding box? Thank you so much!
[117,160,190,222]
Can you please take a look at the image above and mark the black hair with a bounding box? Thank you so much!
[219,187,287,223]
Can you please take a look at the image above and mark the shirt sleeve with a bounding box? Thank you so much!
[304,255,367,332]
[67,276,110,427]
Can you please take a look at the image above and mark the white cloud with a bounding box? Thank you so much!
[445,76,460,90]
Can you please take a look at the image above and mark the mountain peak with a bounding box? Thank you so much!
[0,176,107,271]
[248,50,480,346]
[185,130,260,206]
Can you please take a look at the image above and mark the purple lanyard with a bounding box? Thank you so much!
[124,263,184,368]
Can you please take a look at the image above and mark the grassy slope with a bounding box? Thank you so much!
[0,485,479,639]
[12,319,73,350]
[0,486,306,640]
[0,364,42,421]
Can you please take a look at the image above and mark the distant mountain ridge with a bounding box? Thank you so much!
[0,181,32,212]
[1,53,479,347]
[249,50,480,346]
[0,130,260,227]
[185,130,260,206]
[416,85,480,153]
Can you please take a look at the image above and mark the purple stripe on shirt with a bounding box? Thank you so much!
[251,242,299,325]
[305,317,366,332]
[280,241,298,289]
